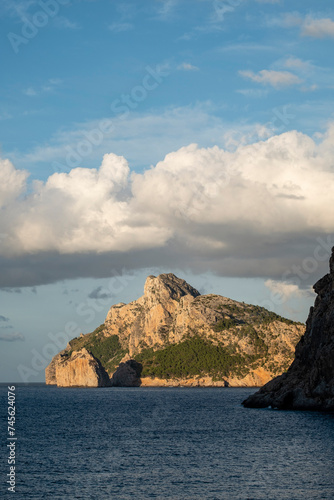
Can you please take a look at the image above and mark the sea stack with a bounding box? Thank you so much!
[243,247,334,411]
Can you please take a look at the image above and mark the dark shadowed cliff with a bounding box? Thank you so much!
[243,247,334,411]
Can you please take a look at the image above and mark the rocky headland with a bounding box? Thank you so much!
[46,273,304,388]
[243,248,334,411]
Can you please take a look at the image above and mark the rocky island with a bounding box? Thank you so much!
[243,248,334,411]
[46,273,304,388]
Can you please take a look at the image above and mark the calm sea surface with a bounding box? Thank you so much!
[1,385,334,499]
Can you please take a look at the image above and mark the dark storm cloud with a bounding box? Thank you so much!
[0,230,332,291]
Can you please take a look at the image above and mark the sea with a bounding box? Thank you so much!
[1,384,334,500]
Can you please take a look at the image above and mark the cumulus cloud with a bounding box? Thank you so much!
[239,69,302,88]
[0,158,28,207]
[1,126,334,287]
[265,280,308,301]
[302,18,334,39]
[272,13,334,39]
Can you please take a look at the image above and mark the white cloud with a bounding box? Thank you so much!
[271,13,334,39]
[302,18,334,39]
[2,125,334,276]
[239,69,302,88]
[108,22,133,33]
[0,158,28,208]
[177,62,199,71]
[9,153,171,255]
[265,279,305,301]
[284,57,311,72]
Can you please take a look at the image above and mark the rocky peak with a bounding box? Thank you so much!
[46,271,304,389]
[143,273,200,306]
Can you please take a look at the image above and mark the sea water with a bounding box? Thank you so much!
[1,385,334,499]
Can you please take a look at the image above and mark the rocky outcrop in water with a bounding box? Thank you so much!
[51,348,111,387]
[46,273,304,388]
[243,248,334,411]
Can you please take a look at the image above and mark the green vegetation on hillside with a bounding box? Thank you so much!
[135,336,254,380]
[212,317,237,331]
[66,324,128,373]
[214,301,303,326]
[60,296,303,381]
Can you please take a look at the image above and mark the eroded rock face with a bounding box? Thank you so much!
[55,349,111,387]
[104,273,201,355]
[45,352,62,385]
[243,248,334,411]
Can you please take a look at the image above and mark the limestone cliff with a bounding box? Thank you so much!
[54,349,110,387]
[243,248,334,411]
[46,273,304,387]
[104,273,200,355]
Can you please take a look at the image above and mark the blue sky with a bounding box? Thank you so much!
[1,0,334,382]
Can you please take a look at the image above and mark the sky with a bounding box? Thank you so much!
[1,0,334,383]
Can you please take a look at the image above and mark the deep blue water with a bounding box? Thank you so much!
[1,385,334,499]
